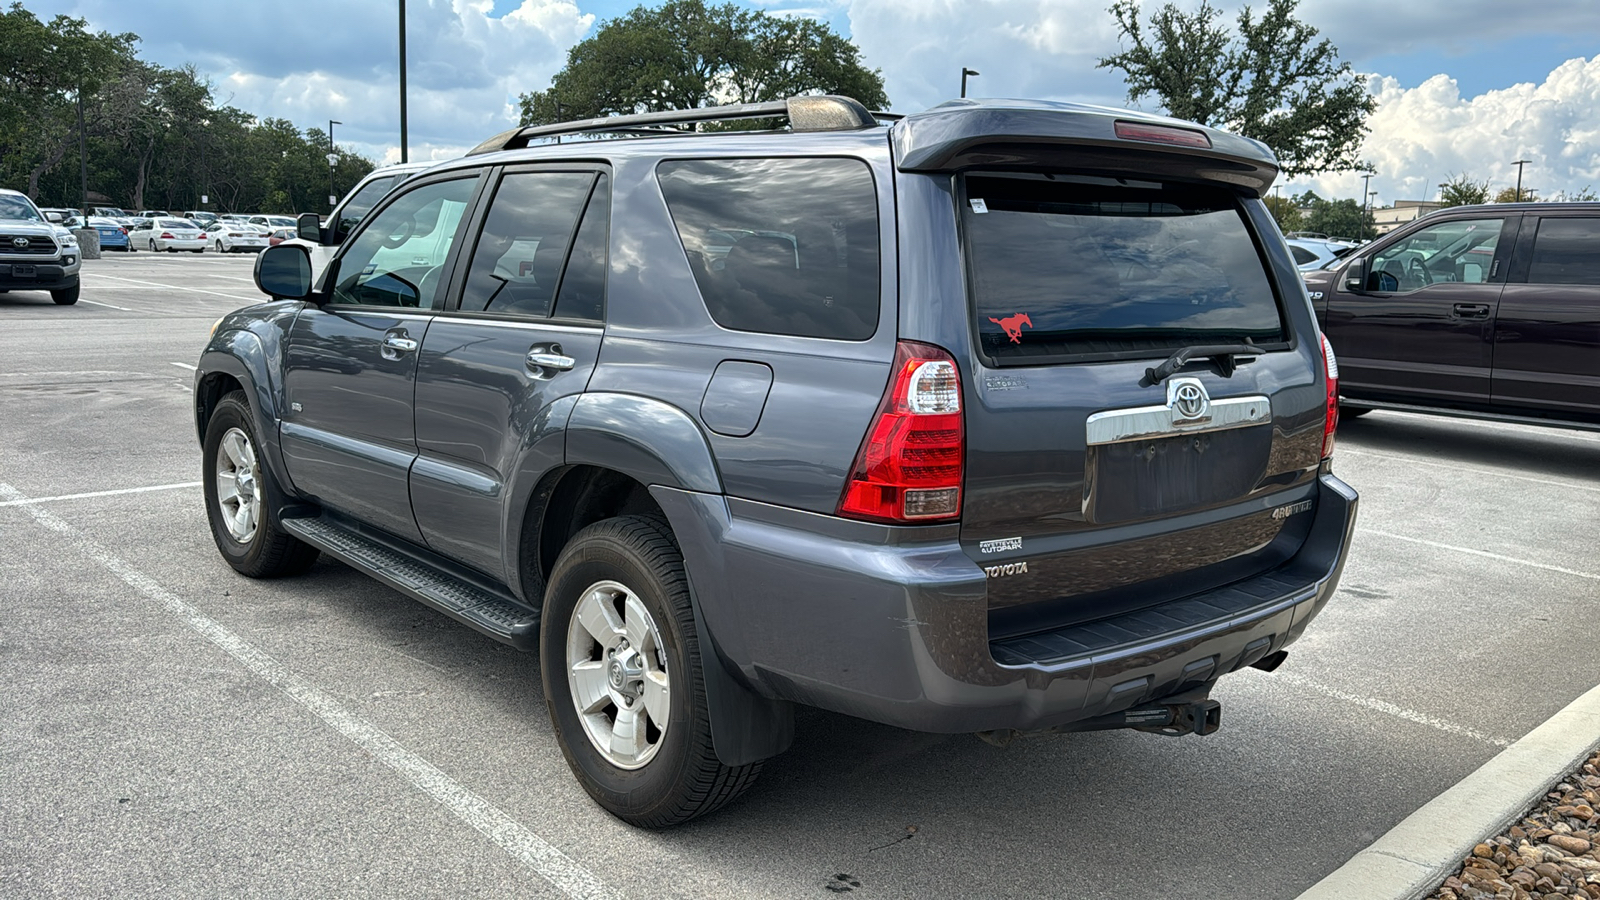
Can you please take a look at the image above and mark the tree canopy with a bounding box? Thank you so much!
[519,0,887,127]
[1097,0,1375,178]
[1438,174,1491,208]
[0,3,374,213]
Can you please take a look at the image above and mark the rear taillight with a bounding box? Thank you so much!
[838,341,965,523]
[160,232,175,239]
[1320,333,1339,460]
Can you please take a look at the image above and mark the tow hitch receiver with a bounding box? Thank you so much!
[974,697,1223,747]
[1125,698,1222,737]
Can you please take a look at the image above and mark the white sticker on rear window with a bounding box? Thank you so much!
[969,198,989,214]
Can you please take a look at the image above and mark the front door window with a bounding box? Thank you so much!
[1366,218,1503,292]
[331,178,475,308]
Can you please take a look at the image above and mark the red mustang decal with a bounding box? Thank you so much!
[988,313,1033,344]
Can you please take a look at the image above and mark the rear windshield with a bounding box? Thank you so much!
[962,174,1286,364]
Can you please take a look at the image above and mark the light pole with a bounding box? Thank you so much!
[961,67,979,99]
[1361,172,1374,210]
[328,120,342,209]
[1368,190,1378,212]
[1438,182,1448,202]
[399,0,409,163]
[1512,159,1531,202]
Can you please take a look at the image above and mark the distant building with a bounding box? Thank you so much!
[1372,200,1444,234]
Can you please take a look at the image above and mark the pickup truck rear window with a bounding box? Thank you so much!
[962,174,1286,364]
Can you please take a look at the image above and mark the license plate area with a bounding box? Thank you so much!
[11,264,35,278]
[1084,424,1272,524]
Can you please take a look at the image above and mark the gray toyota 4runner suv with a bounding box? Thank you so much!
[194,96,1357,826]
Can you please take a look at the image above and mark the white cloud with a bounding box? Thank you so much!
[1289,56,1600,203]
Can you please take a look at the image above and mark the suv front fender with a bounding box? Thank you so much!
[565,392,722,493]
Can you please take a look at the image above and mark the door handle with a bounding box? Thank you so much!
[526,343,576,376]
[381,334,419,360]
[1452,303,1491,319]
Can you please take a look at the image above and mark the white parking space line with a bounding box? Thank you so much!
[171,362,197,371]
[1340,448,1600,493]
[1270,672,1511,747]
[78,298,136,311]
[81,272,261,302]
[0,482,619,900]
[1367,530,1600,582]
[0,481,202,508]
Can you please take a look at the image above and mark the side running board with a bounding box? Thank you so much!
[282,516,539,650]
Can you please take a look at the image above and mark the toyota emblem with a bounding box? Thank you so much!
[1168,377,1211,421]
[11,237,27,248]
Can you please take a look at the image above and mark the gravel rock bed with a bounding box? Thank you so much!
[1426,749,1600,900]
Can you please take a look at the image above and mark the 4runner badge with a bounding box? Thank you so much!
[979,537,1022,554]
[1271,500,1313,520]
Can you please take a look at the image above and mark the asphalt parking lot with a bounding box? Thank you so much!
[3,252,1598,899]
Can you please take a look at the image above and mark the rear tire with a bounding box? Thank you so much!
[50,284,79,305]
[202,391,320,578]
[541,515,761,827]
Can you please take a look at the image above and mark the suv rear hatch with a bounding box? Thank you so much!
[892,102,1327,638]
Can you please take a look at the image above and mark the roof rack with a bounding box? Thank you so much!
[467,94,881,156]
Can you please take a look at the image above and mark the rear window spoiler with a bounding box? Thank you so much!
[891,99,1279,196]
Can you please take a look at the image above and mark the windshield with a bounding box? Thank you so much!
[0,195,43,222]
[962,174,1287,364]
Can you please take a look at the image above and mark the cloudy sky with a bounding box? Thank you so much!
[23,0,1600,204]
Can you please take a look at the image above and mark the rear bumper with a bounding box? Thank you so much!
[655,473,1358,734]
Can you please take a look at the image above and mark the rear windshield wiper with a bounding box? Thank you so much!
[1141,342,1260,386]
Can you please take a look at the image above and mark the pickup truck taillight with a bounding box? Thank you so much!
[1320,333,1339,460]
[838,341,965,523]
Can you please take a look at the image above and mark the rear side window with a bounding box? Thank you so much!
[657,158,880,341]
[458,171,597,317]
[1528,218,1600,285]
[962,174,1286,364]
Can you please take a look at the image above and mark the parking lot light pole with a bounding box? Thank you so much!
[1512,159,1531,202]
[399,0,409,163]
[1361,172,1374,210]
[961,68,979,98]
[328,120,342,209]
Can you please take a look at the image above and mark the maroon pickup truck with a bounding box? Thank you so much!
[1303,202,1600,429]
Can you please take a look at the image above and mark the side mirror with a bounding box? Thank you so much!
[45,211,63,223]
[296,211,323,244]
[1342,257,1367,292]
[255,245,314,301]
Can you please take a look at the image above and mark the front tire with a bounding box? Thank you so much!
[202,391,319,578]
[51,283,79,305]
[541,516,761,827]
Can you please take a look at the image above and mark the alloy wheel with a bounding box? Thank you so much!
[214,426,261,544]
[565,579,671,769]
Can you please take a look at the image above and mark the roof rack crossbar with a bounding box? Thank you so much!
[467,94,878,156]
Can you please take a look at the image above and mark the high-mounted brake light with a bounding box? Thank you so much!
[1114,121,1212,149]
[838,341,965,523]
[1320,333,1339,460]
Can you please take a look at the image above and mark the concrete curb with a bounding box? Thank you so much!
[1296,681,1600,900]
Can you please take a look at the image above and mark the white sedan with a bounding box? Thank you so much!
[205,220,268,253]
[130,218,207,253]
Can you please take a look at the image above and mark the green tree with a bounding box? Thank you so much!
[519,0,887,126]
[1493,186,1537,204]
[0,3,139,199]
[1549,186,1598,202]
[1438,173,1490,208]
[1263,193,1303,233]
[1302,196,1374,240]
[1097,0,1375,177]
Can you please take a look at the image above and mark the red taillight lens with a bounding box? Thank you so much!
[838,341,964,523]
[1114,120,1212,149]
[160,232,175,239]
[1320,333,1339,460]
